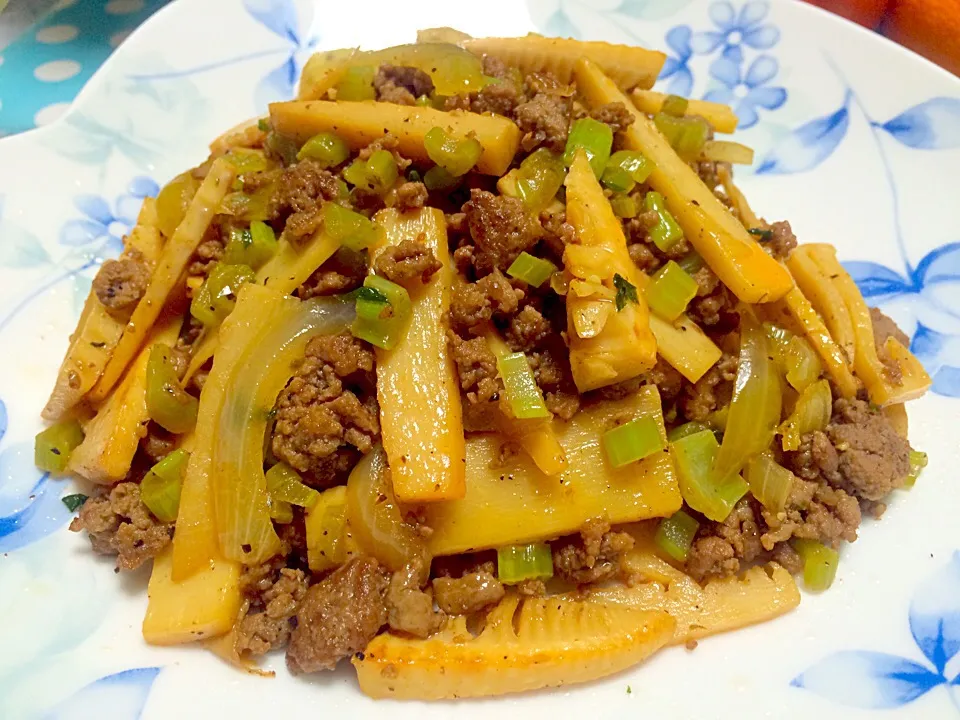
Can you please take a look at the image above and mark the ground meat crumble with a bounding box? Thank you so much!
[69,482,172,571]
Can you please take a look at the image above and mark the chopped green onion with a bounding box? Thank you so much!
[190,262,256,327]
[415,94,433,107]
[602,416,665,468]
[297,131,350,167]
[677,251,705,276]
[903,450,928,489]
[654,510,700,562]
[265,462,321,508]
[269,496,295,524]
[146,343,199,435]
[497,352,551,419]
[62,493,89,512]
[749,228,774,241]
[661,94,690,117]
[423,164,458,191]
[356,295,391,321]
[601,166,635,194]
[671,429,748,522]
[667,421,712,442]
[424,126,483,177]
[562,118,613,178]
[497,543,554,584]
[343,149,399,194]
[223,221,278,270]
[653,113,710,161]
[323,203,381,251]
[610,194,638,218]
[613,272,638,311]
[793,539,839,592]
[350,274,412,350]
[140,448,189,522]
[645,260,698,322]
[644,191,683,252]
[35,420,85,474]
[744,452,794,513]
[513,148,566,211]
[602,150,653,193]
[265,131,299,165]
[225,147,269,175]
[335,65,376,101]
[507,252,557,287]
[778,378,832,452]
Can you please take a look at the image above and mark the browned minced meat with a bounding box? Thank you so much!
[373,64,434,105]
[590,102,635,133]
[374,237,441,286]
[433,569,505,615]
[687,277,737,328]
[529,345,581,420]
[139,422,177,463]
[449,268,523,334]
[759,461,862,552]
[385,559,445,638]
[462,189,542,277]
[766,220,798,260]
[92,255,150,318]
[271,333,379,487]
[505,303,552,352]
[296,248,367,299]
[694,161,722,192]
[444,56,524,116]
[514,92,571,152]
[187,225,225,280]
[287,557,389,674]
[552,519,635,585]
[69,482,172,571]
[448,332,501,404]
[357,134,412,172]
[680,350,738,421]
[871,307,909,384]
[268,159,341,240]
[685,498,764,582]
[394,181,428,212]
[236,560,310,655]
[802,398,912,501]
[539,206,577,258]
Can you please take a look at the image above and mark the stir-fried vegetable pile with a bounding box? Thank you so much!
[36,29,931,699]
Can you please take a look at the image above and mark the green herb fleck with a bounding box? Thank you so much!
[355,285,389,304]
[748,228,774,241]
[626,685,632,695]
[62,493,89,512]
[613,273,638,311]
[257,118,270,132]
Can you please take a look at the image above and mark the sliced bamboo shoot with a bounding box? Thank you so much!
[270,100,521,176]
[90,158,236,404]
[424,386,681,556]
[575,58,793,304]
[369,207,465,502]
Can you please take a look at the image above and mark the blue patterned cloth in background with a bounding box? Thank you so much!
[0,0,171,136]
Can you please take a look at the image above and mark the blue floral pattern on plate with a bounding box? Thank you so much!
[757,58,960,396]
[44,668,162,720]
[704,52,786,129]
[130,0,319,106]
[794,552,960,712]
[60,177,160,259]
[689,0,779,62]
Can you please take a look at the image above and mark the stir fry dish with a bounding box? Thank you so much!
[35,29,932,699]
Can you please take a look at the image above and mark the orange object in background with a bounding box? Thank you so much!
[884,0,960,77]
[804,0,892,29]
[803,0,960,77]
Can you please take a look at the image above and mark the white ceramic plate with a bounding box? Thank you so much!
[1,1,958,717]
